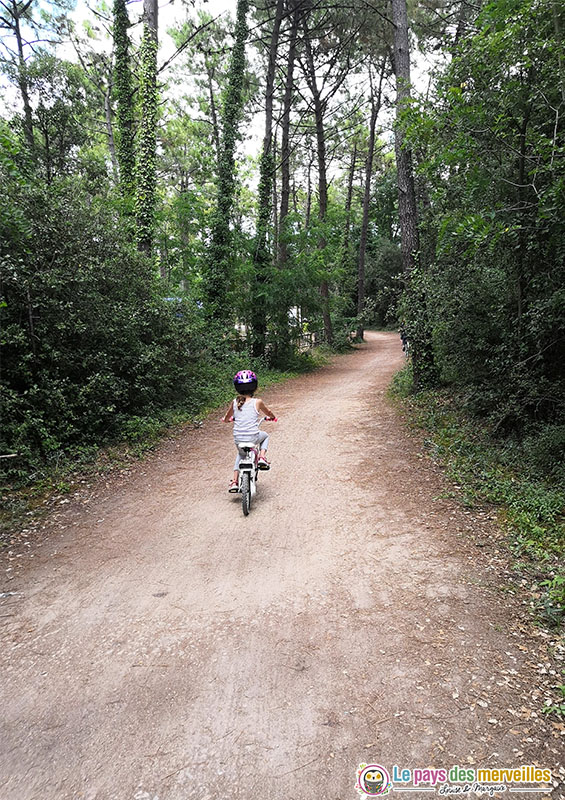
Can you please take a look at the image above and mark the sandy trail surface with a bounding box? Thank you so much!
[1,332,562,800]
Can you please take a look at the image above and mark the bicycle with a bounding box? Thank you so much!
[224,416,277,516]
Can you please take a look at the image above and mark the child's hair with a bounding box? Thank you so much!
[236,392,254,411]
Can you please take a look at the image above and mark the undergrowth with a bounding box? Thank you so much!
[389,364,565,630]
[0,347,329,541]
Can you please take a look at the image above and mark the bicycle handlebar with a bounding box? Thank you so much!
[221,416,277,422]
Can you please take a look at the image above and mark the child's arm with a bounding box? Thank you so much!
[222,401,234,422]
[257,398,276,419]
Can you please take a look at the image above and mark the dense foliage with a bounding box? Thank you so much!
[0,0,563,503]
[407,0,565,437]
[0,132,205,476]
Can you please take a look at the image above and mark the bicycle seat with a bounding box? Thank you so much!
[237,441,257,451]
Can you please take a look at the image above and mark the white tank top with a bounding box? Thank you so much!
[233,398,260,441]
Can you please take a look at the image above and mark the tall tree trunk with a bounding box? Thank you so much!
[13,5,34,154]
[277,1,299,363]
[113,0,136,198]
[42,123,52,185]
[392,0,419,275]
[553,1,565,103]
[135,0,158,254]
[104,82,119,178]
[356,110,377,341]
[304,30,333,345]
[356,60,386,340]
[391,0,435,388]
[251,0,284,356]
[205,61,221,157]
[305,153,313,228]
[278,0,300,268]
[516,96,533,338]
[272,130,279,253]
[342,142,357,268]
[203,0,250,320]
[314,95,332,344]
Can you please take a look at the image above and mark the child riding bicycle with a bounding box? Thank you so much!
[223,370,277,493]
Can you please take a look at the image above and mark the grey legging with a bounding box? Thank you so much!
[233,431,269,470]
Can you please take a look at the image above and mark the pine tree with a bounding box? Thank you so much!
[391,0,436,388]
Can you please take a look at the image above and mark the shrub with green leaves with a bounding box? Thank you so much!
[405,0,565,431]
[0,156,206,481]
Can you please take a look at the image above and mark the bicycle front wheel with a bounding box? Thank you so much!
[241,472,251,516]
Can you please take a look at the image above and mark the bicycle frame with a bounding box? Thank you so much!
[237,442,259,496]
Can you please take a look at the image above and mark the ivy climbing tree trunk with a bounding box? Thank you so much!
[251,0,284,357]
[136,0,158,255]
[391,0,436,388]
[203,0,249,321]
[113,0,135,198]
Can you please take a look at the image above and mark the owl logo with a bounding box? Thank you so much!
[356,763,392,796]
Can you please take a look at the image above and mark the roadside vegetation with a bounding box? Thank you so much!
[390,365,565,634]
[0,344,328,539]
[1,0,563,579]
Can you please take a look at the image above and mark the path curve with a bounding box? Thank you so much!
[1,332,561,799]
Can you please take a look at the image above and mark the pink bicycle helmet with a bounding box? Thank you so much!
[233,370,257,394]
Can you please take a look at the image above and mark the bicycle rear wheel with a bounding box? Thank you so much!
[241,472,251,516]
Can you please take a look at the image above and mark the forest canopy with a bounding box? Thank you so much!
[1,0,564,481]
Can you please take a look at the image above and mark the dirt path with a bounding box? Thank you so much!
[1,332,563,800]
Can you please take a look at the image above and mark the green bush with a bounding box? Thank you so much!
[0,167,207,482]
[404,0,565,432]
